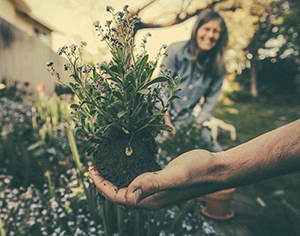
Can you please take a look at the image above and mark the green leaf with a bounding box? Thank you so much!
[112,90,124,101]
[90,109,97,115]
[167,95,181,105]
[117,111,127,118]
[159,124,174,132]
[146,67,156,79]
[70,73,81,83]
[74,89,84,100]
[110,65,119,74]
[70,104,79,109]
[92,67,97,82]
[106,76,122,85]
[137,54,149,78]
[79,100,97,110]
[141,76,169,89]
[137,89,149,95]
[80,117,85,127]
[69,82,76,90]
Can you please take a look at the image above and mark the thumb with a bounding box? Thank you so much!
[125,172,162,205]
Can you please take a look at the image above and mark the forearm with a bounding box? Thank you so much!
[213,119,300,188]
[161,119,300,198]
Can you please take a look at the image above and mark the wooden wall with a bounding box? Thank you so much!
[0,18,70,98]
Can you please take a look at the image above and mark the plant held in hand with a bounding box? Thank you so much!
[48,5,180,188]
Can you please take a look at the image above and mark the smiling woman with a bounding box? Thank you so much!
[196,20,221,51]
[161,8,229,152]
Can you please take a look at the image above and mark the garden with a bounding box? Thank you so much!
[1,78,300,236]
[1,1,300,236]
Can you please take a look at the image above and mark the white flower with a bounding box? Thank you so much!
[67,221,74,227]
[42,209,47,215]
[59,212,66,218]
[51,201,59,209]
[75,228,83,235]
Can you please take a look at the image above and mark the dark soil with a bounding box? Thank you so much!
[92,128,161,188]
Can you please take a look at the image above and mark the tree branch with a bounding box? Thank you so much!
[132,3,240,33]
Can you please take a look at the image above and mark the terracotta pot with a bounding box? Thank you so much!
[199,188,235,220]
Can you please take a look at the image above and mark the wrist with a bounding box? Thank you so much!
[188,150,234,193]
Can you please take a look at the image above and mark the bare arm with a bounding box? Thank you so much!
[163,110,176,134]
[89,119,300,210]
[214,119,300,188]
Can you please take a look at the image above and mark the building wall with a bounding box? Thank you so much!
[0,0,52,47]
[0,0,18,26]
[0,18,70,98]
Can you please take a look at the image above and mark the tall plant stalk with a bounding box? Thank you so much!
[0,217,6,236]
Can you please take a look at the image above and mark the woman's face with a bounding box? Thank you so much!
[196,20,221,51]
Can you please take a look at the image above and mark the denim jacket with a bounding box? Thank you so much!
[160,41,225,125]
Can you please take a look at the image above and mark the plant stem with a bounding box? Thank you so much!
[46,171,56,198]
[66,126,83,175]
[0,217,6,236]
[117,207,124,235]
[134,210,140,236]
[99,200,111,236]
[170,199,196,231]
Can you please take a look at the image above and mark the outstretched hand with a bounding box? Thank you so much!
[89,150,219,210]
[89,120,300,211]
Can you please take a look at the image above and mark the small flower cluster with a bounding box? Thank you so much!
[0,172,217,236]
[0,172,103,236]
[0,97,33,137]
[95,5,140,48]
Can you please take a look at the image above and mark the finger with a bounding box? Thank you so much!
[89,166,127,205]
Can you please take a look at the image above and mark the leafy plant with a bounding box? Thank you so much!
[48,5,180,156]
[158,121,210,161]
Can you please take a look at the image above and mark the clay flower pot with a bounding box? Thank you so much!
[199,188,235,220]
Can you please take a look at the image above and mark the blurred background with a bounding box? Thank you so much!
[0,0,300,236]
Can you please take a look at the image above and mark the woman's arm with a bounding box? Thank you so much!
[195,75,224,124]
[89,119,300,210]
[163,110,176,134]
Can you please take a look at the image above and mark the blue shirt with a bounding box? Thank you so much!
[161,41,225,125]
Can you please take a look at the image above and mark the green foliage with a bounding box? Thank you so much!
[49,6,180,150]
[158,121,210,160]
[0,78,31,101]
[223,89,254,103]
[1,86,300,235]
[0,92,89,189]
[239,0,300,99]
[235,58,300,101]
[0,97,42,188]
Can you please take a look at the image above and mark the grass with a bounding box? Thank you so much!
[214,100,300,236]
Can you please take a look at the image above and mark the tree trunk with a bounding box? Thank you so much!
[250,59,258,97]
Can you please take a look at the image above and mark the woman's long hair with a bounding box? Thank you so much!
[188,8,228,79]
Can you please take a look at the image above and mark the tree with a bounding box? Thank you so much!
[242,0,300,98]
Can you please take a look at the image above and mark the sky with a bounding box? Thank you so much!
[25,0,196,60]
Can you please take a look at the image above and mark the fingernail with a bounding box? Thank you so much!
[132,188,142,205]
